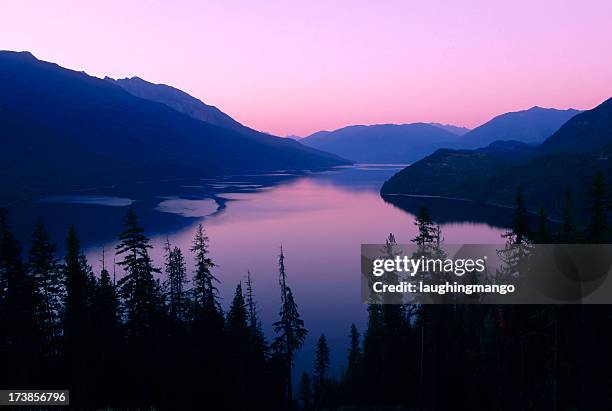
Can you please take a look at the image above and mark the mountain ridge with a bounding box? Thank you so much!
[300,123,461,163]
[0,50,349,204]
[381,98,611,218]
[455,106,581,149]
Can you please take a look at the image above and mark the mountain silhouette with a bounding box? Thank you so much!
[428,123,471,136]
[538,98,612,155]
[300,123,461,163]
[381,98,611,218]
[0,51,349,204]
[456,106,581,149]
[106,76,252,134]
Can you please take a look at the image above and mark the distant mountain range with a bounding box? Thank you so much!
[428,123,471,136]
[300,123,462,163]
[456,106,581,149]
[382,98,612,218]
[300,107,579,164]
[0,51,349,204]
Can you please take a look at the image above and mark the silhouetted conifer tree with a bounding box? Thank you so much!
[227,283,248,334]
[273,247,307,410]
[190,223,221,320]
[63,226,95,402]
[243,271,269,408]
[362,304,384,403]
[585,170,609,243]
[0,211,42,387]
[342,323,365,405]
[313,334,330,407]
[413,205,436,247]
[299,372,313,411]
[245,270,267,350]
[504,187,530,244]
[560,187,579,243]
[535,207,551,243]
[226,282,249,410]
[115,211,160,339]
[90,262,121,406]
[163,239,188,321]
[28,220,63,355]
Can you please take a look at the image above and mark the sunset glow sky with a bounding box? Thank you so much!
[1,0,611,136]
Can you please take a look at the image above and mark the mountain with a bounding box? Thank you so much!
[456,106,581,149]
[105,76,341,153]
[106,76,247,133]
[381,98,612,219]
[300,123,461,163]
[0,51,349,204]
[428,123,470,136]
[538,98,612,155]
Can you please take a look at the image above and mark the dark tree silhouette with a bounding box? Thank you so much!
[115,211,161,339]
[560,187,579,243]
[412,205,436,246]
[535,207,551,243]
[62,226,95,403]
[343,323,364,403]
[0,211,42,388]
[190,223,221,319]
[90,261,121,406]
[313,334,330,407]
[163,238,189,321]
[28,220,63,356]
[273,247,308,410]
[299,372,313,411]
[245,270,267,350]
[225,282,249,410]
[585,170,609,243]
[504,186,530,244]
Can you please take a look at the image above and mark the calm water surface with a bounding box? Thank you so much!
[8,165,511,376]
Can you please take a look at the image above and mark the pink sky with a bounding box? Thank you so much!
[1,0,611,136]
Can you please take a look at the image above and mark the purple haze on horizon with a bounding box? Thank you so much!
[1,0,611,136]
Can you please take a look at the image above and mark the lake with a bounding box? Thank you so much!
[6,164,511,376]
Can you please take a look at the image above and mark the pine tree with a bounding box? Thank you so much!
[226,282,249,411]
[346,323,362,378]
[314,334,330,406]
[585,170,609,243]
[559,187,579,243]
[63,226,95,400]
[63,226,92,347]
[245,270,266,348]
[28,221,64,355]
[163,239,188,321]
[412,205,436,248]
[0,211,41,387]
[190,223,220,319]
[362,304,384,403]
[298,372,313,411]
[343,323,363,403]
[93,266,119,336]
[535,207,550,244]
[497,188,532,284]
[115,211,160,338]
[90,264,121,405]
[273,247,308,409]
[243,272,269,408]
[504,187,530,244]
[27,220,63,355]
[227,282,248,336]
